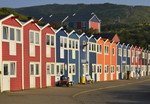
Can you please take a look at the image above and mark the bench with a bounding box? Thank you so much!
[85,75,94,84]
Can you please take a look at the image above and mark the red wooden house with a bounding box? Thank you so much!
[0,14,23,91]
[40,23,56,88]
[22,19,41,89]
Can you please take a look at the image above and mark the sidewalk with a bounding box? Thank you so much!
[0,76,150,104]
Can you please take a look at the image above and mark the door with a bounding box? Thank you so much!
[68,65,73,82]
[46,63,55,86]
[2,63,10,91]
[30,64,35,88]
[46,64,51,86]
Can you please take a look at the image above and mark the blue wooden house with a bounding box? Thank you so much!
[87,34,97,81]
[68,30,79,84]
[79,33,89,83]
[116,42,122,80]
[121,43,129,79]
[55,27,68,82]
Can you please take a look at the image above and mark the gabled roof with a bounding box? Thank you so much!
[66,13,96,22]
[93,33,115,40]
[41,13,101,24]
[41,14,69,23]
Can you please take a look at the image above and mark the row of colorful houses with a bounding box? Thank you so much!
[0,14,149,92]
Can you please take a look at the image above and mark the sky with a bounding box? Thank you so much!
[0,0,150,8]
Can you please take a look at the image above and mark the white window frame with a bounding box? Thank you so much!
[97,44,102,54]
[56,63,64,75]
[29,30,40,45]
[117,65,120,72]
[3,61,16,77]
[68,64,76,75]
[69,38,79,50]
[30,62,40,76]
[123,49,126,57]
[2,25,22,43]
[118,48,122,56]
[60,36,67,49]
[105,45,109,55]
[105,65,109,73]
[111,65,115,73]
[46,63,55,75]
[128,50,130,57]
[97,64,102,73]
[92,64,97,73]
[82,64,89,75]
[112,47,115,56]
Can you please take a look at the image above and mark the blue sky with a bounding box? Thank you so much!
[0,0,150,8]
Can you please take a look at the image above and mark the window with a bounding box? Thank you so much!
[16,29,21,41]
[30,32,34,43]
[68,64,76,75]
[128,50,130,57]
[105,65,109,73]
[46,34,55,47]
[29,31,39,45]
[30,63,40,76]
[35,33,39,44]
[69,40,71,48]
[111,66,115,73]
[56,64,64,75]
[105,46,109,54]
[3,62,16,77]
[118,48,122,56]
[3,26,21,42]
[60,37,67,49]
[46,35,50,45]
[30,64,34,75]
[97,44,102,53]
[112,48,115,55]
[10,28,15,40]
[132,50,135,57]
[92,64,96,73]
[51,36,54,46]
[76,41,78,49]
[47,63,55,75]
[3,26,8,40]
[64,38,67,48]
[10,62,15,75]
[35,64,39,75]
[97,65,102,73]
[82,64,88,75]
[123,49,126,57]
[4,64,9,75]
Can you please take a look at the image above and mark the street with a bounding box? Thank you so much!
[0,76,150,104]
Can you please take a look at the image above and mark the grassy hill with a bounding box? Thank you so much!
[13,3,150,24]
[0,8,28,20]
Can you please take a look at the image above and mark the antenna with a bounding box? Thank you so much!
[91,12,95,15]
[73,13,76,16]
[61,16,69,23]
[38,17,43,21]
[49,15,53,17]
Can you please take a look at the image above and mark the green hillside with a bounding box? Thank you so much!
[13,3,150,24]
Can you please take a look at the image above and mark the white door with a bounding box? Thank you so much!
[46,64,51,86]
[96,73,100,81]
[30,64,35,88]
[68,65,73,82]
[30,76,35,88]
[2,63,10,91]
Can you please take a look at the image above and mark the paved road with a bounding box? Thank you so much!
[0,76,150,104]
[74,78,150,104]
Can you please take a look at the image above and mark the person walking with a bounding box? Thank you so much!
[135,67,139,79]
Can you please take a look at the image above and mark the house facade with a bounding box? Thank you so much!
[40,24,56,87]
[0,14,23,91]
[68,31,79,84]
